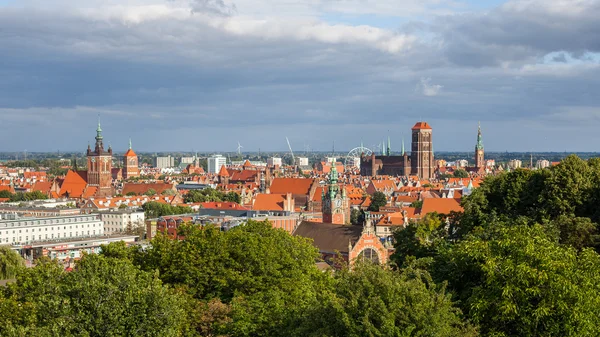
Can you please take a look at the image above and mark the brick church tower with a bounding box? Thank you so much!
[475,122,485,172]
[410,121,434,179]
[322,168,350,224]
[123,139,140,179]
[87,119,114,197]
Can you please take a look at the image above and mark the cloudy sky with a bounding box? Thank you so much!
[1,0,599,153]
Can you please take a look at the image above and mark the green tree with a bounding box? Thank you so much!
[410,200,423,208]
[142,201,192,218]
[453,169,469,178]
[0,247,24,280]
[350,208,364,225]
[0,255,189,336]
[433,224,600,337]
[144,188,157,196]
[368,191,387,211]
[125,191,137,196]
[295,263,477,337]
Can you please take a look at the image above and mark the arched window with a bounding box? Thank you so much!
[357,248,380,264]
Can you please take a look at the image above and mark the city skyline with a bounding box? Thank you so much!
[1,0,599,151]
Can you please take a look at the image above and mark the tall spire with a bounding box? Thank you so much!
[387,135,391,156]
[129,137,132,150]
[401,136,405,156]
[476,121,484,150]
[382,138,386,156]
[96,115,103,141]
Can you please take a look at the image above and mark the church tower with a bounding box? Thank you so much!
[410,121,434,179]
[322,168,349,224]
[87,118,114,196]
[123,138,140,179]
[475,122,485,172]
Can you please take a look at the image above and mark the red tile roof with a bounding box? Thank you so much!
[58,170,88,198]
[124,148,137,157]
[412,121,432,130]
[269,178,314,195]
[420,198,463,216]
[32,181,52,194]
[122,182,173,196]
[200,202,249,210]
[218,165,230,177]
[252,194,287,211]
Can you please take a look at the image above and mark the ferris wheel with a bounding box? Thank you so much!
[344,147,373,171]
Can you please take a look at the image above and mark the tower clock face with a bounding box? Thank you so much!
[91,158,96,163]
[335,199,342,208]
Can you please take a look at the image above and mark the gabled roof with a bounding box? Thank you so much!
[269,178,315,195]
[218,165,230,177]
[420,198,463,216]
[124,148,137,157]
[58,170,88,198]
[411,121,432,130]
[32,181,52,194]
[122,182,173,196]
[243,160,253,168]
[252,194,287,211]
[293,221,362,254]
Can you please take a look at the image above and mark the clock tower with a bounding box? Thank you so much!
[87,118,114,197]
[322,168,349,224]
[475,122,485,172]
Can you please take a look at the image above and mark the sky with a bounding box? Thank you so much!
[1,0,600,153]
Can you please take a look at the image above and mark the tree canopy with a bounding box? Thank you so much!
[368,191,388,211]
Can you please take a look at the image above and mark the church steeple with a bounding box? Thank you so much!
[387,135,391,156]
[129,138,132,150]
[95,116,104,151]
[401,137,405,156]
[476,121,484,150]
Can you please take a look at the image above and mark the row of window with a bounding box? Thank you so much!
[3,230,98,243]
[0,223,101,236]
[1,217,98,227]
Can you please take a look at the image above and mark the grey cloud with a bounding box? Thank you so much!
[189,0,237,16]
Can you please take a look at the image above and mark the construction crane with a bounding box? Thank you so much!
[286,137,295,164]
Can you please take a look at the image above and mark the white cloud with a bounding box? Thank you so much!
[418,77,443,96]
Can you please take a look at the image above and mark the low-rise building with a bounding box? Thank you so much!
[0,214,104,245]
[99,210,145,234]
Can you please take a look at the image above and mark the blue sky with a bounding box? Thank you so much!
[0,0,599,152]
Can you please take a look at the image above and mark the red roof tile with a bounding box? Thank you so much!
[411,121,432,130]
[269,178,314,195]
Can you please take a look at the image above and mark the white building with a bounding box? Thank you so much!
[457,159,469,168]
[507,159,523,169]
[154,156,175,169]
[325,157,336,164]
[536,159,551,169]
[180,156,196,164]
[295,157,309,166]
[0,214,104,245]
[208,155,227,174]
[267,157,282,167]
[100,210,145,234]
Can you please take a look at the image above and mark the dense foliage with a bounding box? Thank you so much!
[0,247,24,279]
[142,201,193,218]
[368,191,388,211]
[1,220,474,336]
[0,191,49,202]
[183,188,241,204]
[392,154,600,336]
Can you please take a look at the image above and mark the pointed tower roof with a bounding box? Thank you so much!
[401,137,405,156]
[243,159,252,168]
[218,164,230,177]
[476,122,484,150]
[124,139,137,157]
[411,121,432,130]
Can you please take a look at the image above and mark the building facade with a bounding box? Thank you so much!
[322,169,350,224]
[154,156,175,169]
[123,139,140,179]
[410,121,434,179]
[0,214,104,245]
[267,157,282,167]
[475,123,485,172]
[208,155,227,174]
[100,210,145,234]
[87,120,114,197]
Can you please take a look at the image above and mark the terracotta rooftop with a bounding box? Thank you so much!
[269,178,315,195]
[411,121,432,130]
[420,198,463,216]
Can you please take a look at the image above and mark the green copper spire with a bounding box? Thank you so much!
[382,138,386,156]
[96,115,103,140]
[401,137,405,156]
[129,138,132,150]
[476,122,484,150]
[387,135,391,156]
